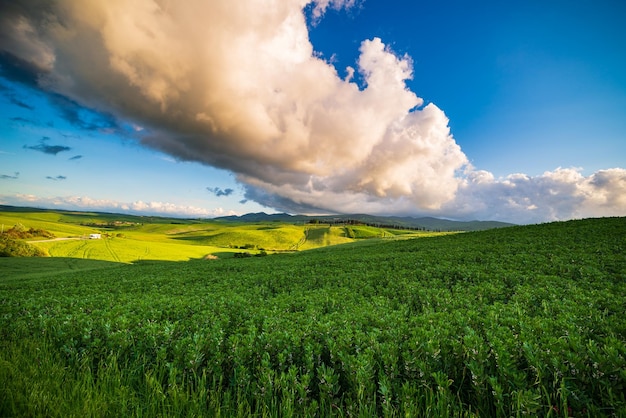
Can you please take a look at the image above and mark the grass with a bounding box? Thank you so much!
[1,208,448,263]
[0,211,98,237]
[1,217,624,417]
[169,223,306,250]
[33,236,223,263]
[0,257,122,280]
[298,225,353,249]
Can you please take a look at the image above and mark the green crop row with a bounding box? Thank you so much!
[1,217,625,417]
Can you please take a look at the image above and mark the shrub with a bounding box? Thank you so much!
[0,235,48,257]
[2,224,55,239]
[234,252,252,258]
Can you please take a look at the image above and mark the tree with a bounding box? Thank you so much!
[0,235,48,257]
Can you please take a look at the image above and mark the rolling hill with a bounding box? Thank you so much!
[215,212,515,231]
[0,205,456,262]
[1,205,514,232]
[1,216,624,416]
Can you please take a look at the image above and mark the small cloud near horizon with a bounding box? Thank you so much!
[1,172,19,180]
[46,175,67,181]
[69,154,83,160]
[24,137,71,155]
[0,193,230,218]
[207,187,235,197]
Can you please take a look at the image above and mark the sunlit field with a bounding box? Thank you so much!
[1,209,448,263]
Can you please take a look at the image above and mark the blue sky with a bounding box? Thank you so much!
[308,0,626,176]
[1,80,263,217]
[1,0,625,223]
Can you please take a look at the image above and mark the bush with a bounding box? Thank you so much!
[0,235,48,257]
[2,224,55,239]
[234,252,252,258]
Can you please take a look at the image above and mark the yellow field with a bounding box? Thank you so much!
[32,237,221,263]
[0,211,97,237]
[1,208,451,263]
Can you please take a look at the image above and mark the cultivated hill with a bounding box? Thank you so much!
[1,205,513,232]
[1,217,624,416]
[0,206,452,262]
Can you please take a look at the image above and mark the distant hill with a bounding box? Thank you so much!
[215,212,515,231]
[0,205,199,225]
[0,205,514,232]
[214,212,308,223]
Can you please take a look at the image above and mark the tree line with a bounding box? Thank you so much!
[307,218,434,231]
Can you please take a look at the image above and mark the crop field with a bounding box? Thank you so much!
[0,210,98,237]
[1,217,624,417]
[169,223,307,251]
[1,208,444,263]
[34,236,222,263]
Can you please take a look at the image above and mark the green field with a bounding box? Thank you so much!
[1,216,625,417]
[0,208,442,262]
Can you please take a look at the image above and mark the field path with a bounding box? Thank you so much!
[290,227,308,250]
[104,238,121,262]
[34,237,81,243]
[136,245,150,261]
[66,240,88,258]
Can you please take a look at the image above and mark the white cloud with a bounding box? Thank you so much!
[446,167,626,223]
[0,1,624,223]
[309,0,360,22]
[0,1,468,216]
[0,194,228,218]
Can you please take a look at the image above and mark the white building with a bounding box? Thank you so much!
[89,233,101,239]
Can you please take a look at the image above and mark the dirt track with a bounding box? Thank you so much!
[33,237,82,243]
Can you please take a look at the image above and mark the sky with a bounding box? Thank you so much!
[0,0,625,224]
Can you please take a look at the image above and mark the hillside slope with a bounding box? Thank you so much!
[215,212,515,231]
[1,217,624,416]
[1,206,452,262]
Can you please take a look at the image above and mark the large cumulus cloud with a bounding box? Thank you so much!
[1,0,624,222]
[447,168,626,224]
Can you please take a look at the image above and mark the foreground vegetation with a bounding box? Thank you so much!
[1,217,625,417]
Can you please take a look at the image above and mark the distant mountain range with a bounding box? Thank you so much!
[215,212,515,232]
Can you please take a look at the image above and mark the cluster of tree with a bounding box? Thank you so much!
[1,223,55,239]
[307,218,432,231]
[230,243,259,250]
[233,250,267,258]
[80,221,141,229]
[0,223,52,257]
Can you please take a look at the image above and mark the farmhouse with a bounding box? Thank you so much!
[89,233,101,239]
